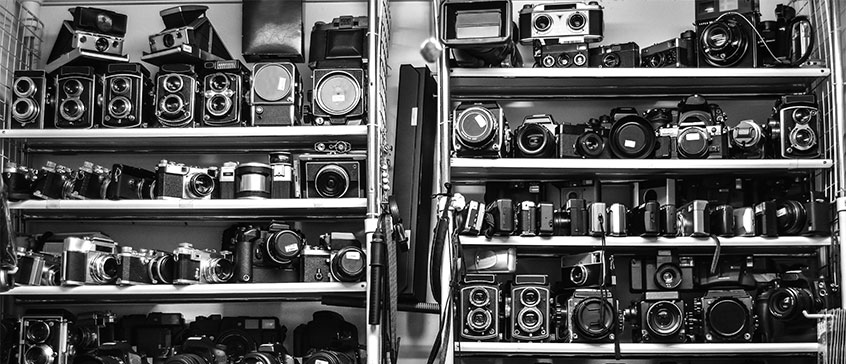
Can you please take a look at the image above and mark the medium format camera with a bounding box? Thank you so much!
[459,274,502,341]
[10,70,51,129]
[55,66,100,129]
[769,94,820,158]
[758,269,825,342]
[228,222,304,283]
[754,200,779,237]
[115,312,185,361]
[518,2,604,44]
[625,291,687,343]
[65,162,110,200]
[102,63,153,128]
[513,114,558,158]
[251,62,302,126]
[483,199,516,237]
[557,118,611,158]
[147,5,231,60]
[692,289,755,342]
[155,64,200,128]
[509,275,550,342]
[302,232,366,283]
[202,60,249,127]
[173,242,234,284]
[775,197,830,236]
[165,336,228,364]
[71,311,116,352]
[31,162,73,200]
[640,30,696,68]
[695,0,761,68]
[631,250,694,292]
[453,102,509,158]
[677,200,710,237]
[440,0,522,68]
[311,68,366,126]
[533,42,589,68]
[295,153,365,199]
[293,311,360,364]
[46,7,128,72]
[561,251,609,289]
[608,108,656,159]
[155,160,217,200]
[106,164,156,200]
[14,248,62,286]
[759,4,815,67]
[19,314,71,364]
[589,42,639,68]
[188,315,286,362]
[629,201,660,237]
[673,95,727,159]
[62,235,119,286]
[116,247,175,285]
[564,288,616,343]
[308,16,368,69]
[729,119,767,159]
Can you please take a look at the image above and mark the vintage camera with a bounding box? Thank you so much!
[440,0,522,67]
[146,5,232,60]
[552,198,588,236]
[558,118,611,158]
[65,162,110,200]
[453,102,509,158]
[241,343,293,364]
[302,232,366,283]
[106,164,156,200]
[692,289,755,343]
[55,66,100,129]
[459,200,486,236]
[607,108,656,159]
[630,201,660,237]
[641,30,696,67]
[71,311,116,352]
[155,64,200,127]
[308,16,368,69]
[188,315,285,362]
[533,42,589,68]
[293,311,360,363]
[251,62,302,126]
[115,312,185,361]
[729,119,768,159]
[758,269,825,342]
[46,7,128,72]
[517,201,537,237]
[482,199,516,237]
[586,202,607,236]
[201,60,248,127]
[155,160,217,200]
[589,42,639,68]
[31,162,73,200]
[624,291,687,343]
[513,114,558,158]
[311,68,366,126]
[564,288,616,343]
[518,2,604,44]
[76,342,142,364]
[173,242,234,284]
[228,222,304,283]
[733,207,756,236]
[295,153,365,199]
[217,161,237,199]
[458,274,502,341]
[606,203,627,237]
[166,337,228,364]
[631,250,694,291]
[509,275,550,342]
[768,94,820,158]
[19,314,71,364]
[754,201,779,237]
[102,63,153,128]
[116,247,174,285]
[10,70,51,129]
[14,248,62,286]
[269,152,294,199]
[775,198,831,236]
[561,251,609,289]
[660,204,678,237]
[710,204,735,237]
[537,202,555,236]
[4,163,36,201]
[62,235,119,286]
[677,200,710,237]
[695,0,761,68]
[235,163,272,200]
[674,95,727,159]
[759,4,815,67]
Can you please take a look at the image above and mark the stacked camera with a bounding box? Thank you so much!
[3,145,365,201]
[453,93,822,161]
[438,0,814,69]
[10,5,369,130]
[2,310,361,364]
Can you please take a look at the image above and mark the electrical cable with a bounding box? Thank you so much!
[710,234,722,274]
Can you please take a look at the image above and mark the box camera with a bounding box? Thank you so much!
[72,311,116,352]
[769,94,820,158]
[155,160,217,200]
[695,0,761,68]
[482,199,515,237]
[630,201,660,237]
[251,62,302,126]
[775,198,831,236]
[14,248,62,286]
[631,250,694,291]
[310,68,366,126]
[440,0,522,67]
[155,63,200,127]
[168,337,228,364]
[295,153,365,199]
[641,30,696,67]
[710,204,735,237]
[46,7,129,73]
[309,16,368,69]
[65,162,110,200]
[759,4,815,67]
[513,114,558,158]
[202,60,248,127]
[173,242,234,284]
[510,275,550,342]
[558,118,611,158]
[31,161,73,200]
[692,289,755,343]
[188,315,286,362]
[518,2,604,44]
[10,70,51,129]
[146,5,232,62]
[19,315,71,364]
[561,250,609,289]
[62,235,119,286]
[729,119,767,159]
[754,201,779,237]
[116,247,174,285]
[533,42,589,68]
[758,268,825,342]
[228,222,304,283]
[589,42,639,68]
[102,63,153,128]
[106,164,156,200]
[453,102,509,158]
[293,311,359,362]
[677,200,710,237]
[625,291,687,343]
[302,232,366,283]
[55,66,100,129]
[115,312,185,361]
[459,274,502,341]
[674,95,727,159]
[733,207,756,236]
[564,288,616,342]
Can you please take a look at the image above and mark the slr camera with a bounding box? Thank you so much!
[672,95,728,159]
[115,312,186,361]
[106,164,156,200]
[155,160,217,200]
[295,153,366,199]
[202,60,249,127]
[563,288,617,343]
[31,162,73,200]
[173,242,234,284]
[65,162,110,200]
[14,248,62,286]
[758,269,826,342]
[533,42,589,68]
[102,63,153,128]
[302,232,366,283]
[155,63,200,127]
[241,343,293,364]
[71,311,116,352]
[769,94,820,158]
[116,247,174,285]
[513,114,558,158]
[165,337,228,364]
[509,275,550,342]
[677,200,710,237]
[293,311,360,364]
[589,42,639,68]
[55,66,99,129]
[729,119,768,159]
[774,197,830,236]
[227,222,305,283]
[19,314,71,364]
[561,251,609,289]
[458,274,502,341]
[62,235,119,286]
[692,289,755,343]
[624,291,687,343]
[518,2,604,44]
[641,30,696,68]
[188,315,286,362]
[251,62,302,126]
[695,0,761,68]
[631,250,694,292]
[10,70,51,129]
[452,102,509,158]
[558,118,611,158]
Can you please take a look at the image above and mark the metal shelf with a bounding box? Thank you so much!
[8,198,367,220]
[1,282,366,302]
[454,342,818,356]
[449,67,831,99]
[460,236,831,253]
[451,158,833,182]
[0,126,368,153]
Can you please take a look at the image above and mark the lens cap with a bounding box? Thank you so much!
[609,115,655,158]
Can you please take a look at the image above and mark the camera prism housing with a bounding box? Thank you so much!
[769,94,820,158]
[251,62,302,126]
[10,70,51,129]
[62,235,119,286]
[295,153,366,199]
[173,242,234,284]
[155,63,200,128]
[19,315,71,364]
[561,250,609,289]
[513,114,558,158]
[565,288,617,343]
[518,2,604,44]
[55,66,100,129]
[311,68,366,126]
[155,160,217,200]
[102,63,153,128]
[202,60,249,127]
[453,102,509,158]
[510,275,550,342]
[459,274,502,341]
[589,42,639,68]
[694,289,755,342]
[534,42,589,68]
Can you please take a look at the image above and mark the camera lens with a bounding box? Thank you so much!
[520,287,541,307]
[700,20,749,67]
[73,326,98,349]
[570,265,589,286]
[205,257,234,283]
[517,307,543,333]
[469,287,489,306]
[304,350,356,364]
[654,263,683,289]
[315,71,361,116]
[25,321,51,343]
[12,98,37,122]
[776,200,807,236]
[792,108,814,124]
[95,37,110,53]
[516,124,552,157]
[241,353,278,364]
[42,265,61,286]
[209,74,230,92]
[646,301,683,337]
[266,230,303,265]
[576,132,606,158]
[533,14,552,32]
[769,287,813,320]
[331,246,366,282]
[160,95,185,115]
[573,297,615,339]
[108,97,132,119]
[730,120,763,149]
[235,163,272,199]
[206,94,232,117]
[166,353,205,364]
[217,333,253,361]
[24,345,54,364]
[456,106,498,148]
[163,75,183,93]
[789,127,816,151]
[148,254,175,284]
[573,53,587,67]
[707,298,749,339]
[602,53,621,68]
[63,79,82,97]
[553,210,571,235]
[556,54,571,67]
[253,64,294,101]
[541,55,556,68]
[163,33,175,48]
[467,308,492,331]
[677,127,710,158]
[188,172,215,198]
[110,77,130,94]
[609,116,655,159]
[706,27,729,48]
[567,12,586,30]
[14,77,35,97]
[60,99,85,121]
[89,254,118,284]
[315,164,350,198]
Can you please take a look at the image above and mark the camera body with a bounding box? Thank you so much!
[10,70,52,129]
[55,66,100,129]
[440,0,522,68]
[769,94,820,158]
[630,201,660,237]
[102,63,153,128]
[695,0,761,68]
[754,201,779,237]
[459,200,486,236]
[677,200,710,237]
[589,42,639,68]
[19,315,71,364]
[733,207,756,236]
[758,269,824,342]
[115,312,185,361]
[311,68,366,126]
[631,250,694,292]
[173,243,234,284]
[46,7,128,71]
[202,60,249,127]
[295,153,366,199]
[117,247,174,285]
[106,164,156,200]
[729,119,768,159]
[555,198,588,236]
[188,315,285,361]
[606,203,627,237]
[534,42,589,68]
[561,251,609,289]
[155,160,217,200]
[66,162,110,200]
[517,201,537,237]
[641,31,696,67]
[775,198,831,236]
[693,289,755,342]
[710,204,735,237]
[148,5,231,59]
[518,2,604,44]
[453,102,509,158]
[293,311,360,363]
[229,222,304,283]
[586,202,607,236]
[513,114,558,158]
[251,62,302,126]
[630,291,687,343]
[62,235,119,286]
[509,275,550,342]
[155,63,200,127]
[483,199,516,237]
[659,204,678,237]
[672,97,728,159]
[302,232,366,283]
[459,274,502,341]
[14,248,62,286]
[558,119,611,158]
[565,288,616,343]
[170,337,228,364]
[72,311,116,352]
[537,202,555,236]
[31,162,73,200]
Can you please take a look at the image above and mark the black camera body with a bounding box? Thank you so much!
[630,201,660,237]
[62,235,119,286]
[302,232,366,283]
[561,251,609,289]
[589,42,639,68]
[758,269,825,342]
[168,336,228,364]
[147,5,231,60]
[295,153,366,199]
[458,274,502,341]
[534,42,589,68]
[172,242,234,284]
[754,201,779,237]
[537,202,555,236]
[631,250,694,292]
[55,66,100,129]
[155,160,217,200]
[769,94,820,158]
[518,2,604,44]
[775,198,831,236]
[729,119,768,159]
[459,200,486,236]
[202,60,249,127]
[19,314,71,364]
[695,0,761,68]
[116,247,174,285]
[482,199,516,237]
[188,315,285,362]
[308,16,368,69]
[102,63,153,128]
[710,204,735,237]
[66,162,110,200]
[106,164,156,200]
[10,70,52,129]
[641,31,696,67]
[72,311,116,352]
[659,204,678,237]
[509,275,550,342]
[155,64,200,128]
[293,311,359,362]
[440,0,522,68]
[565,288,617,343]
[31,162,73,200]
[558,198,588,236]
[558,119,611,159]
[677,200,710,237]
[228,222,304,283]
[14,248,62,286]
[453,102,509,158]
[513,114,558,158]
[116,312,185,361]
[627,291,687,343]
[251,62,302,126]
[673,95,728,159]
[693,289,755,343]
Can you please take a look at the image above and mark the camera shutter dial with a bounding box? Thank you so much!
[315,71,361,116]
[707,298,750,339]
[645,301,683,337]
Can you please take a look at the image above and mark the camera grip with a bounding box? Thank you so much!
[234,238,253,283]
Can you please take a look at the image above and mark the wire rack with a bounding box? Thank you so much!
[815,309,846,363]
[377,0,391,205]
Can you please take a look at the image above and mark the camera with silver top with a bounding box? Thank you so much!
[173,242,234,284]
[561,250,609,289]
[671,95,728,159]
[513,114,558,158]
[14,248,62,286]
[155,160,217,200]
[302,232,366,283]
[117,247,174,285]
[62,234,119,286]
[10,70,51,129]
[518,2,604,44]
[589,42,639,68]
[65,162,110,200]
[31,161,73,200]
